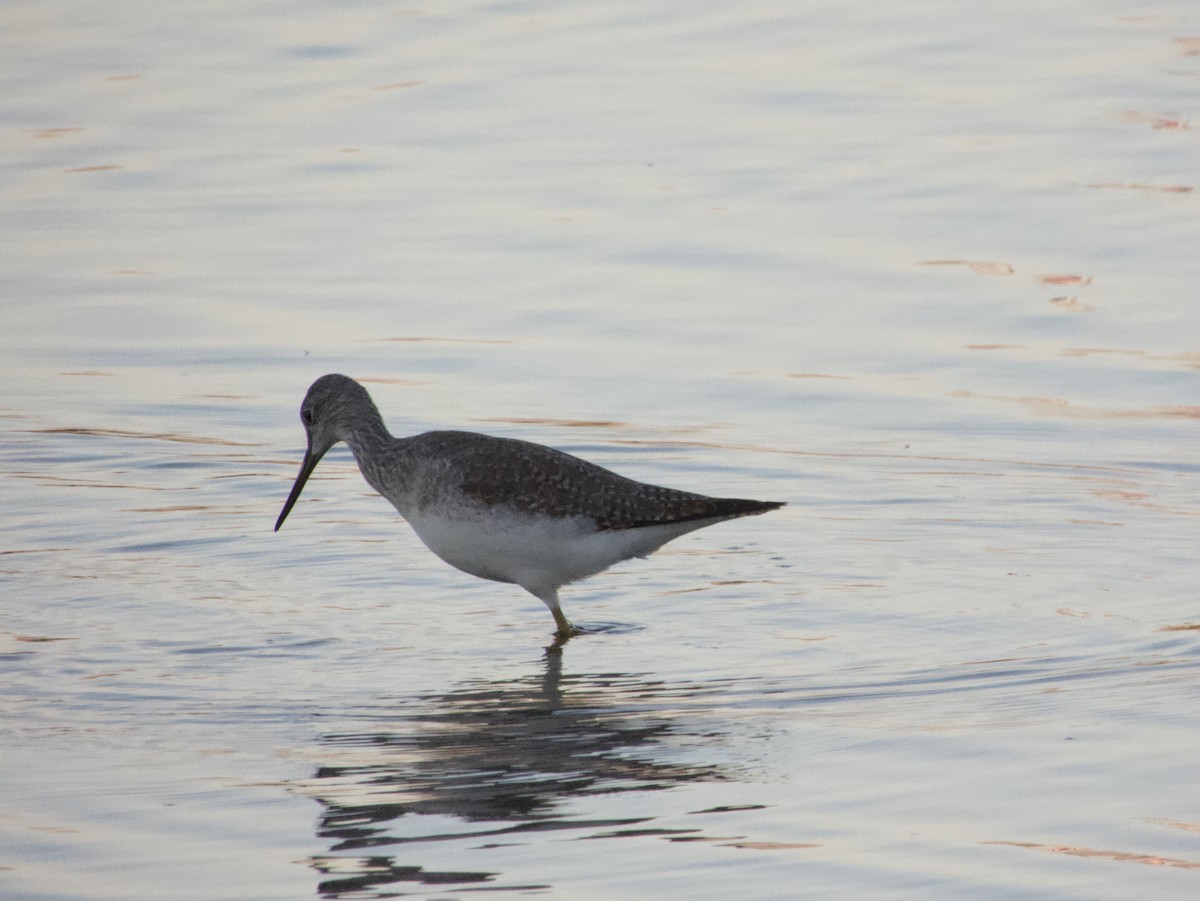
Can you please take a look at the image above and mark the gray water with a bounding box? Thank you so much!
[3,1,1199,898]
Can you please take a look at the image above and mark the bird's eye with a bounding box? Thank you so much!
[301,407,314,425]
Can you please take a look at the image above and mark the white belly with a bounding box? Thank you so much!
[402,505,705,597]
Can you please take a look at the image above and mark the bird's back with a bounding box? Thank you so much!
[398,430,781,530]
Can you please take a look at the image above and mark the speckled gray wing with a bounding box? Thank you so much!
[408,431,782,531]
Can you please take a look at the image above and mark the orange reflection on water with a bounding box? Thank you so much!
[947,391,1200,421]
[476,416,628,429]
[30,127,84,140]
[920,259,1013,276]
[1083,181,1193,193]
[30,427,263,447]
[366,336,513,344]
[1119,110,1193,130]
[1038,274,1092,285]
[987,841,1200,871]
[1172,37,1200,56]
[1048,296,1094,312]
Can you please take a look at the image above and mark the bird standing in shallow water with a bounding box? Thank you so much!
[275,374,783,640]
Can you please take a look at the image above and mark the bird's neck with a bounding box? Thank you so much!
[339,412,397,493]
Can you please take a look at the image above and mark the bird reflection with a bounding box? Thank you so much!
[296,651,744,897]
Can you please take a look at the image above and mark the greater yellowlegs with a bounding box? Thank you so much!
[275,374,783,639]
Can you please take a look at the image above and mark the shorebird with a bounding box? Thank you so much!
[275,374,783,639]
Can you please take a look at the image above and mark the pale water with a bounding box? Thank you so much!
[2,1,1199,898]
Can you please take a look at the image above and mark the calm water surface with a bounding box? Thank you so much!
[2,1,1199,899]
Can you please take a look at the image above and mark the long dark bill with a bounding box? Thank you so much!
[274,445,325,531]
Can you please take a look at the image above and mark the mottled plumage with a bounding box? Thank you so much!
[275,374,783,639]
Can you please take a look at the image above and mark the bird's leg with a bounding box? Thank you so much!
[551,605,579,641]
[531,586,579,641]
